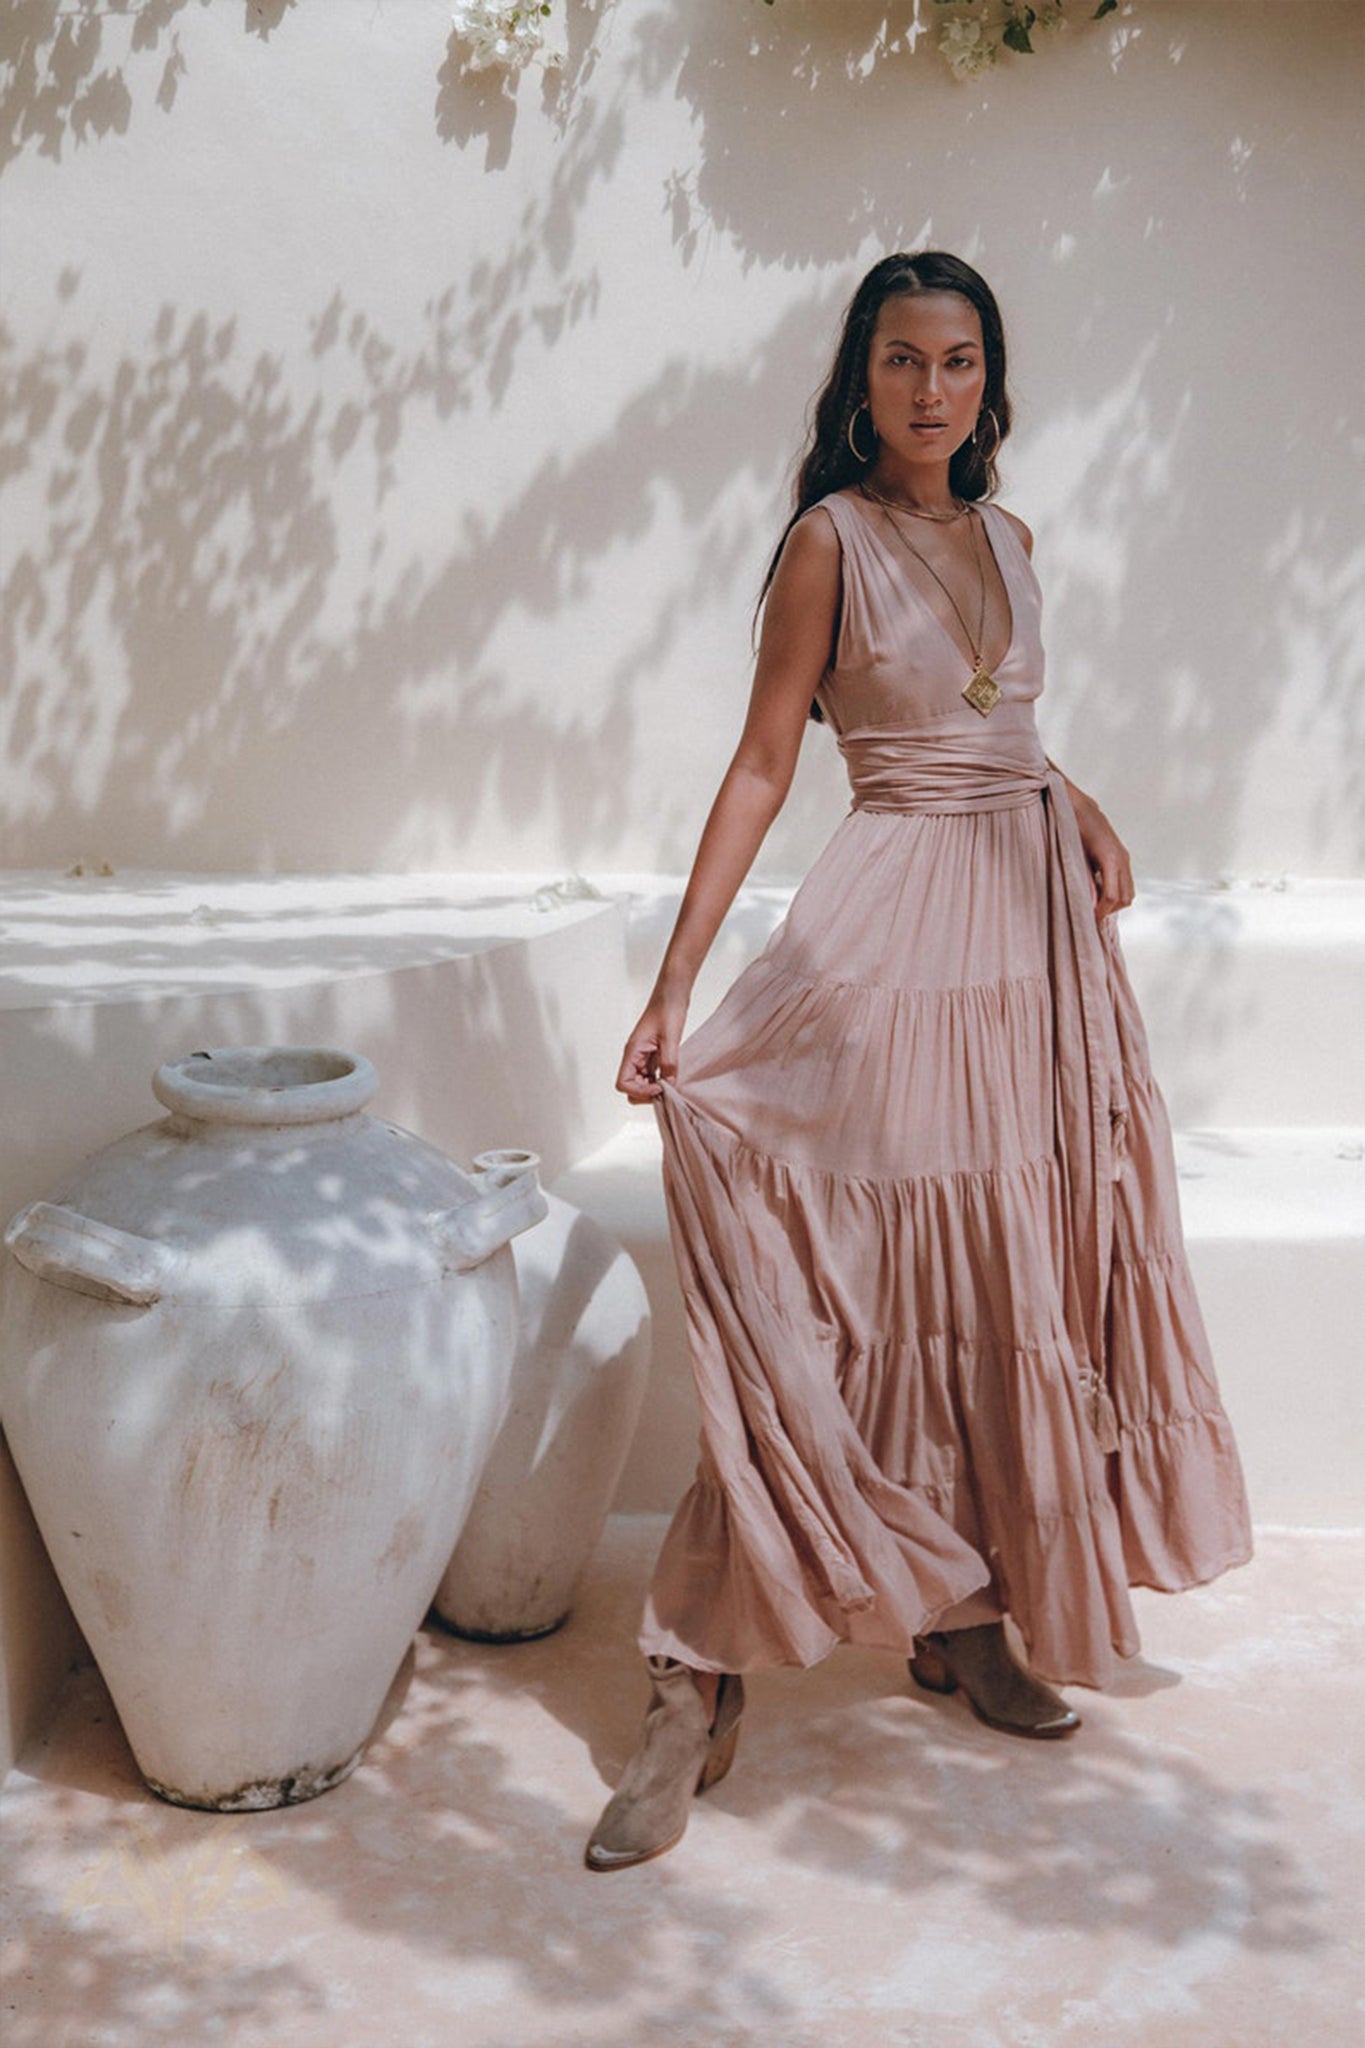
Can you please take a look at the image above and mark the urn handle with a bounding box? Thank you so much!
[430,1153,548,1273]
[3,1201,177,1306]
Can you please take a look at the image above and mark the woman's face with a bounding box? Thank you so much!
[863,290,987,473]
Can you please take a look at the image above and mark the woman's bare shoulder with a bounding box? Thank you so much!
[783,500,844,569]
[793,496,845,542]
[993,504,1034,558]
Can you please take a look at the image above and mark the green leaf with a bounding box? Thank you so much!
[1093,0,1119,17]
[1001,19,1034,52]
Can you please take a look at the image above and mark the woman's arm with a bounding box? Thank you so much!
[1046,755,1136,922]
[616,510,841,1102]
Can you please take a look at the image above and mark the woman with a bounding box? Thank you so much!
[585,251,1252,1873]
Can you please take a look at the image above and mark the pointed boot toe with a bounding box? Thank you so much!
[910,1625,1081,1740]
[584,1660,744,1873]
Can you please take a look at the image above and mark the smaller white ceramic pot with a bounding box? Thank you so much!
[433,1150,651,1641]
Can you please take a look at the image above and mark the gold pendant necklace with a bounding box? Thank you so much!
[962,665,1003,718]
[873,502,1003,716]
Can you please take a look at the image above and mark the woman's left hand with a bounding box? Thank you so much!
[1070,789,1136,922]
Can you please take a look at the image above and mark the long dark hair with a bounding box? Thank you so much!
[760,251,1013,719]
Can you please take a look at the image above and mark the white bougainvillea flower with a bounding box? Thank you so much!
[939,17,999,81]
[451,2,549,74]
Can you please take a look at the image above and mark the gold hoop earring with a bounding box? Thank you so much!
[846,403,875,464]
[972,407,1002,462]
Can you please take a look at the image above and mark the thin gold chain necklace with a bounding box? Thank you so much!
[870,500,1003,717]
[858,479,969,524]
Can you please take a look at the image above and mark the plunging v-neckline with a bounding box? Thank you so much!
[855,494,1018,682]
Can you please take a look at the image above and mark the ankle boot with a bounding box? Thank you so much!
[909,1623,1080,1739]
[584,1657,745,1872]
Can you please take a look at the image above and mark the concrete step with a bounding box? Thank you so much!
[0,869,629,1223]
[591,874,1365,1129]
[552,1118,1365,1530]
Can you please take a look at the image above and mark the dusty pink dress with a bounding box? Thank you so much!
[638,488,1253,1688]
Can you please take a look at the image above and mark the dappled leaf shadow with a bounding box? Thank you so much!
[0,270,855,872]
[6,1,1356,885]
[3,1524,1337,2048]
[0,0,300,175]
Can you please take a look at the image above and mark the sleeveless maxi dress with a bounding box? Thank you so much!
[637,488,1253,1689]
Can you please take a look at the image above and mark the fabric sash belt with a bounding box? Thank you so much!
[836,725,1128,1452]
[838,728,1049,816]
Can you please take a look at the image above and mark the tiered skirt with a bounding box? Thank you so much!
[638,796,1252,1686]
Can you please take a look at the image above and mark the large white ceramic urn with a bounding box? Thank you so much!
[0,1047,545,1811]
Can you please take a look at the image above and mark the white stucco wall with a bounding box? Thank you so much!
[1,0,1361,881]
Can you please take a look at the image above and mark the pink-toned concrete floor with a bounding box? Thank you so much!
[2,1518,1361,2048]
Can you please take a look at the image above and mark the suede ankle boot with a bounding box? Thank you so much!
[909,1622,1080,1738]
[584,1657,745,1872]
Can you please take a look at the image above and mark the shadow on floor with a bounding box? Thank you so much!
[3,1523,1348,2048]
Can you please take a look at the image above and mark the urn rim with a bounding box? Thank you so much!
[151,1046,379,1126]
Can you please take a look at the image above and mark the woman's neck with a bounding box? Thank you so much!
[863,460,961,520]
[863,459,958,517]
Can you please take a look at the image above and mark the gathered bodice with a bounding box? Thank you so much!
[811,487,1047,766]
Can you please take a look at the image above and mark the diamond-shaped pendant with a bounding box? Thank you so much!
[962,667,1002,717]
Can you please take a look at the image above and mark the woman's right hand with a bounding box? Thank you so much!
[616,991,688,1102]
